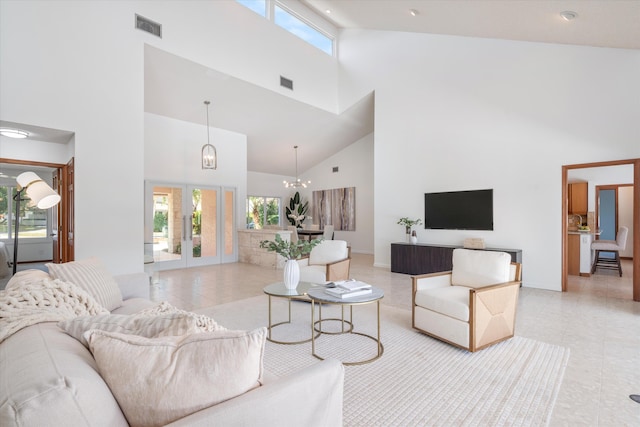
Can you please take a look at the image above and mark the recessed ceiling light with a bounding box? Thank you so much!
[325,9,331,14]
[409,9,419,17]
[560,11,578,21]
[0,128,29,139]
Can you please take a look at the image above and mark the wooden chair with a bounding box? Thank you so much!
[412,248,522,352]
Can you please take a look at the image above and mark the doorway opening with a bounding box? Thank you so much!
[0,158,74,270]
[562,159,639,301]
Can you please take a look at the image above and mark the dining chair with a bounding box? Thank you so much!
[323,225,334,240]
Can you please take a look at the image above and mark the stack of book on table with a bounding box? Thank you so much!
[325,280,372,299]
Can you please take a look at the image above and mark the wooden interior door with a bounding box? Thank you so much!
[64,158,74,262]
[52,168,61,263]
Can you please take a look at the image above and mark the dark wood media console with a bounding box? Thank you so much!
[390,243,522,275]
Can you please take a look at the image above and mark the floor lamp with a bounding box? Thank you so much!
[12,172,61,275]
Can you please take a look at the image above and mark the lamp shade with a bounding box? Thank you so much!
[16,171,61,209]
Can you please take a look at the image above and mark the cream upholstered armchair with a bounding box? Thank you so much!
[298,240,351,284]
[412,248,522,352]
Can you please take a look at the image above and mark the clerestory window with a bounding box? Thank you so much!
[236,0,335,56]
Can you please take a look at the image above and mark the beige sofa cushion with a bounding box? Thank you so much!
[298,265,328,284]
[47,258,123,310]
[0,322,128,426]
[58,313,201,347]
[86,327,267,427]
[414,285,470,322]
[451,249,511,289]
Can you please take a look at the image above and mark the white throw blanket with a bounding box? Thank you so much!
[0,278,109,343]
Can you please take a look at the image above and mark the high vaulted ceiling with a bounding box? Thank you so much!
[302,0,640,50]
[10,1,637,177]
[144,1,638,176]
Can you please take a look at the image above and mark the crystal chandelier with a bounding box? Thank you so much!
[202,100,217,170]
[283,145,311,188]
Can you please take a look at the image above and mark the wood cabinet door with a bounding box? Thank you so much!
[567,234,580,275]
[569,183,588,215]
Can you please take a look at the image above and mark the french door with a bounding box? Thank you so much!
[145,182,236,271]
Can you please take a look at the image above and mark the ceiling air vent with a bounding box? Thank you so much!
[280,76,293,90]
[135,14,162,38]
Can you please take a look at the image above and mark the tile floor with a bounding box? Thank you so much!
[150,254,640,426]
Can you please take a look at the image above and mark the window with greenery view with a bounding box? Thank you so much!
[246,196,280,229]
[0,186,50,240]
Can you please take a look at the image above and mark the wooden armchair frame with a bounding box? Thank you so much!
[412,262,522,352]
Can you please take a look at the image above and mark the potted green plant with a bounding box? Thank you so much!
[260,234,322,289]
[285,191,309,228]
[397,217,422,242]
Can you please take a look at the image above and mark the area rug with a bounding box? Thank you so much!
[198,295,570,427]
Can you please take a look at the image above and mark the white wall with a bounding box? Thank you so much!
[295,133,374,254]
[0,136,73,166]
[1,0,339,274]
[338,30,640,290]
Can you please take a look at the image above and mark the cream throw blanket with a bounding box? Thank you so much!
[134,301,227,332]
[0,278,109,343]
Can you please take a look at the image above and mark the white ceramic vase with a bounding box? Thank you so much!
[283,259,300,290]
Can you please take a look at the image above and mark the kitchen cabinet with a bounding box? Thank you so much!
[568,232,594,276]
[568,182,588,215]
[567,234,580,275]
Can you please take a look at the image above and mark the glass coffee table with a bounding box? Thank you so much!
[263,281,320,345]
[306,286,384,365]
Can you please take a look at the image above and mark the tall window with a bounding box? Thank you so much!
[246,196,280,229]
[0,186,51,239]
[235,0,335,56]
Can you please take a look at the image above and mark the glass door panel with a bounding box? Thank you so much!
[223,188,236,261]
[188,187,219,266]
[151,185,184,270]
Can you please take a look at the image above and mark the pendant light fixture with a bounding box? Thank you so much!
[283,145,311,188]
[202,100,217,170]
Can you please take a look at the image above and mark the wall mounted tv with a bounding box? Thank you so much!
[424,189,493,230]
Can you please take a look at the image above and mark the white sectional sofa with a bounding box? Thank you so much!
[0,261,344,426]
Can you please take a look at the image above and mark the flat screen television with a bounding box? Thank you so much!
[424,189,493,230]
